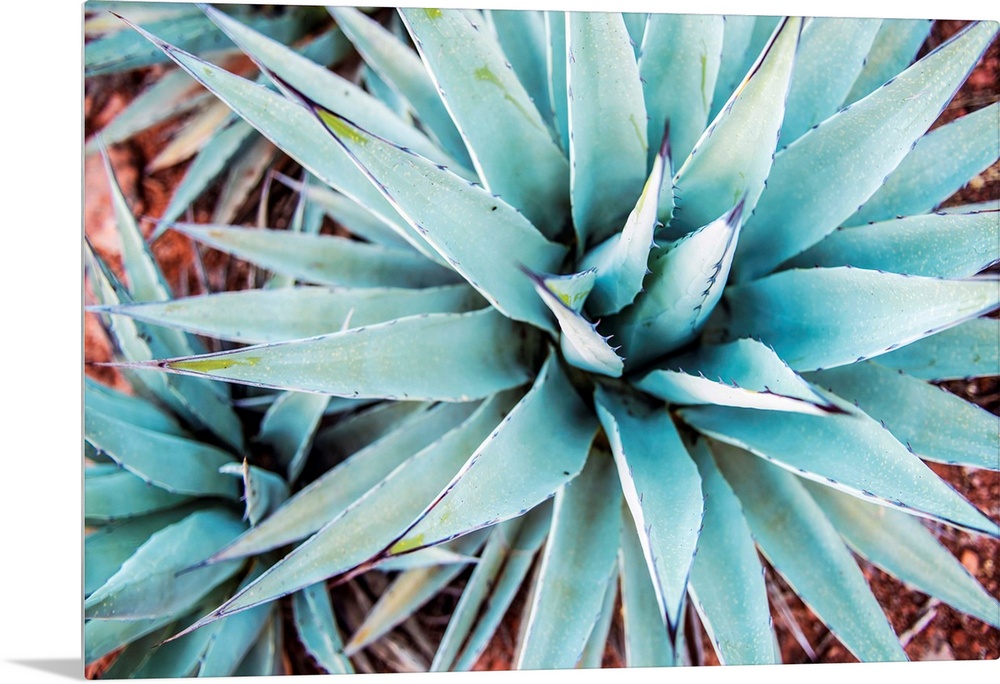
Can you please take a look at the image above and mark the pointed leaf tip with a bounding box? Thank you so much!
[523,267,624,377]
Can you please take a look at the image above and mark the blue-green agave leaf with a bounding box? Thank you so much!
[94,164,245,450]
[87,583,228,669]
[127,23,439,261]
[194,612,272,678]
[545,11,569,152]
[805,482,1000,629]
[594,385,703,634]
[618,503,674,667]
[329,6,471,168]
[132,610,222,678]
[84,66,209,154]
[86,9,308,76]
[639,14,724,165]
[204,4,459,169]
[431,514,525,671]
[88,372,223,458]
[707,15,757,122]
[273,172,415,251]
[195,564,275,678]
[182,391,520,628]
[567,11,648,248]
[447,502,551,672]
[296,168,373,240]
[207,401,477,564]
[778,18,881,146]
[671,17,800,236]
[256,390,330,483]
[85,409,238,499]
[86,506,194,596]
[97,622,178,678]
[844,102,1000,226]
[88,273,203,426]
[428,518,520,668]
[363,63,411,120]
[86,613,177,665]
[292,582,354,674]
[622,12,647,56]
[140,308,536,401]
[95,284,484,344]
[313,400,432,463]
[87,587,245,670]
[86,241,179,406]
[232,614,282,676]
[86,440,112,465]
[844,19,933,105]
[313,108,568,331]
[735,21,997,281]
[294,21,356,68]
[170,222,458,289]
[487,9,552,131]
[578,567,619,668]
[86,465,193,524]
[875,317,1000,380]
[88,244,233,436]
[85,508,246,619]
[389,351,598,554]
[273,168,322,255]
[807,361,1000,469]
[345,531,489,656]
[746,17,784,74]
[784,211,1000,278]
[637,337,837,415]
[155,116,256,233]
[611,199,745,368]
[99,144,172,304]
[524,268,623,377]
[373,545,478,573]
[85,377,185,437]
[687,438,776,665]
[516,448,621,670]
[398,9,568,240]
[711,441,907,662]
[294,179,341,260]
[580,133,671,316]
[714,267,999,372]
[233,612,284,676]
[680,399,999,537]
[218,461,290,527]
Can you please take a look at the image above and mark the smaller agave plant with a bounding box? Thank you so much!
[85,3,1000,676]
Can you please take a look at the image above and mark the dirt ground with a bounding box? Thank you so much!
[83,16,999,674]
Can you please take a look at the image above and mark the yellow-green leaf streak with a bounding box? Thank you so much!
[169,356,261,373]
[474,65,537,128]
[317,110,370,145]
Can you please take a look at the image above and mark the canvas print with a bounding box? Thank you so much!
[83,1,999,677]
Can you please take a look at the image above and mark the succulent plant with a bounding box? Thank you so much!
[85,4,1000,675]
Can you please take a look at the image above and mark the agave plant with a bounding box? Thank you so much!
[84,3,1000,675]
[84,1,351,229]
